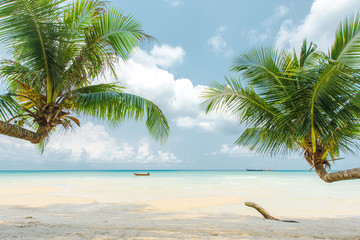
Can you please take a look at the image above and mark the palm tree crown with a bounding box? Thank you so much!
[202,13,360,182]
[0,0,170,149]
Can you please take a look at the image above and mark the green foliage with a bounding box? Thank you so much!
[330,12,360,67]
[73,88,169,142]
[0,93,23,120]
[202,13,360,164]
[0,0,169,146]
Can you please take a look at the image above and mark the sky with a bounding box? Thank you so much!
[1,0,360,170]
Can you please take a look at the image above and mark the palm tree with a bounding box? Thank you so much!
[202,13,360,183]
[0,0,170,150]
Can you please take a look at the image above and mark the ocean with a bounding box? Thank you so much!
[1,170,359,217]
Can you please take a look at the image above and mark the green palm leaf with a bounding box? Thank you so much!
[203,76,279,127]
[330,12,360,67]
[73,91,170,142]
[0,0,68,102]
[0,93,23,120]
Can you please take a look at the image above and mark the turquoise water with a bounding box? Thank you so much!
[0,170,358,199]
[0,170,359,217]
[0,170,314,186]
[0,170,357,191]
[0,169,319,178]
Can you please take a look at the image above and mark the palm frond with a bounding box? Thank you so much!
[36,130,53,155]
[231,47,287,88]
[0,0,70,103]
[0,93,23,120]
[62,6,153,91]
[89,8,153,59]
[0,60,44,93]
[59,0,109,87]
[330,12,360,67]
[64,0,107,32]
[66,116,80,127]
[203,76,278,118]
[73,91,169,142]
[72,83,124,94]
[308,61,360,149]
[299,39,319,67]
[235,127,297,156]
[58,82,123,103]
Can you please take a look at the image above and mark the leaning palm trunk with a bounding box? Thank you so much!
[0,120,50,144]
[314,162,360,183]
[304,149,360,182]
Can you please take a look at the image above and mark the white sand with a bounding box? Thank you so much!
[0,184,359,239]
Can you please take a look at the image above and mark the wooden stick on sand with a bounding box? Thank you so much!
[245,202,299,223]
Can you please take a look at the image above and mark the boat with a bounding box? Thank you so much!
[246,169,274,171]
[133,172,150,176]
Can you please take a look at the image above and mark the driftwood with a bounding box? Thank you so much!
[245,202,299,223]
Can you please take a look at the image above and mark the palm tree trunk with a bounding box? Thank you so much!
[304,149,360,182]
[313,163,360,183]
[0,120,50,144]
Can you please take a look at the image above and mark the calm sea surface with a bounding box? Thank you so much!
[0,170,359,217]
[0,170,359,198]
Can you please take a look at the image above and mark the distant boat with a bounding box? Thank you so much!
[246,169,274,171]
[133,172,150,176]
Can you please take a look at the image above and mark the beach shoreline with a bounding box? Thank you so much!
[0,171,359,239]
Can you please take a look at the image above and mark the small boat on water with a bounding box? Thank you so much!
[246,169,274,171]
[133,172,150,176]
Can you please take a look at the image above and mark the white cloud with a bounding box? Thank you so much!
[0,134,33,153]
[207,143,306,163]
[207,26,233,57]
[114,49,201,117]
[48,122,181,164]
[108,45,238,133]
[220,144,254,157]
[128,44,185,69]
[0,123,181,166]
[156,151,178,163]
[276,0,360,51]
[174,112,239,133]
[150,44,185,68]
[206,144,255,157]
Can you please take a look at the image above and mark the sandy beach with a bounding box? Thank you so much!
[0,171,359,239]
[2,0,360,239]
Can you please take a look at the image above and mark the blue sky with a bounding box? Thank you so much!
[1,0,360,170]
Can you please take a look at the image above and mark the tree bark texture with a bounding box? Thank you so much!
[313,163,360,183]
[0,120,50,144]
[304,146,360,183]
